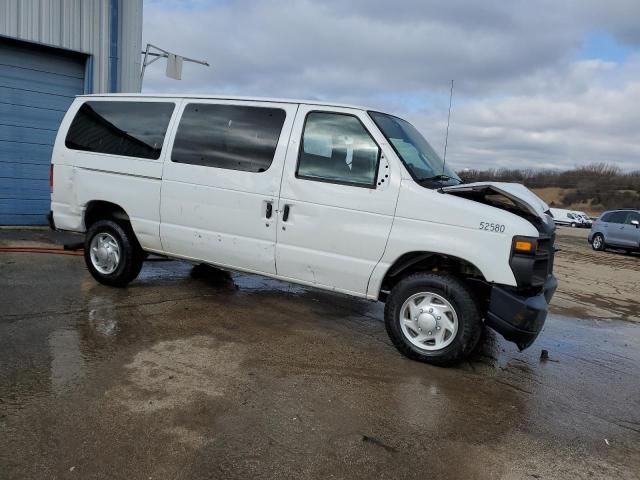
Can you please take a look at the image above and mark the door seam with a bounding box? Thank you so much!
[365,177,403,298]
[274,103,300,275]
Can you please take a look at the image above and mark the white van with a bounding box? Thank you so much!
[49,94,557,365]
[574,211,593,228]
[549,208,584,227]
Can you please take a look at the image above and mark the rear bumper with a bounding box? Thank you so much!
[485,275,557,350]
[47,210,56,231]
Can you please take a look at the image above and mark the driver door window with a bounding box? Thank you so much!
[297,112,380,188]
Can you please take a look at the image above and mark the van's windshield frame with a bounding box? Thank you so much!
[368,111,462,188]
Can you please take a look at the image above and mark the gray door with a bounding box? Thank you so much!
[0,38,86,225]
[620,212,640,248]
[605,211,628,246]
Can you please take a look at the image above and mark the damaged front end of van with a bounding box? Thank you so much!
[441,182,558,350]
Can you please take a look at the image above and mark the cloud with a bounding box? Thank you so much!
[142,0,640,171]
[411,57,640,171]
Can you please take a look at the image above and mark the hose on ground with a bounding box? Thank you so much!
[0,247,84,256]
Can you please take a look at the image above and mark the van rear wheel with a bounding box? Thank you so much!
[384,273,482,366]
[84,219,144,287]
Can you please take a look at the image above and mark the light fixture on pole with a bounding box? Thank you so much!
[140,43,210,90]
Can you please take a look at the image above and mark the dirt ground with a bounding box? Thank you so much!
[551,227,639,322]
[531,187,569,206]
[1,228,639,479]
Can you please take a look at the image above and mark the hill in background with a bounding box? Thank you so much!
[458,163,640,215]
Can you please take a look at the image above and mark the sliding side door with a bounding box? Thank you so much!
[160,99,297,275]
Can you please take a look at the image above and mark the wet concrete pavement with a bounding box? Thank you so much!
[1,250,639,479]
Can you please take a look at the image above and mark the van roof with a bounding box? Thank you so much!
[78,93,371,112]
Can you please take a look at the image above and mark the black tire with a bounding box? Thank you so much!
[592,233,605,251]
[384,272,482,366]
[84,219,144,287]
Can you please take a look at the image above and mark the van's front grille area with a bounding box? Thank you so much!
[533,234,555,285]
[510,233,555,291]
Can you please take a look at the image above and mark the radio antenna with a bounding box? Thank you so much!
[442,79,454,174]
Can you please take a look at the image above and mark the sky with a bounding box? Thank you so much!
[142,0,640,172]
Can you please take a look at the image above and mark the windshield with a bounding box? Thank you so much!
[369,111,461,185]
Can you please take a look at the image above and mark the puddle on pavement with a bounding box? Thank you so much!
[108,335,245,413]
[49,328,85,396]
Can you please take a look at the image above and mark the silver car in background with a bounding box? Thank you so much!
[589,209,640,253]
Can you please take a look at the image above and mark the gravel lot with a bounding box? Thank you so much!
[552,227,639,322]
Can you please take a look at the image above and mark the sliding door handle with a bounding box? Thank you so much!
[265,202,273,219]
[282,204,290,222]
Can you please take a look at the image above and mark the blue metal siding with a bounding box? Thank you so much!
[0,38,85,224]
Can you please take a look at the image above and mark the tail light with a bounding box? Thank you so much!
[49,165,54,193]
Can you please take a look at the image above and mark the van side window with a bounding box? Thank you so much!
[297,112,380,187]
[65,101,175,159]
[171,104,286,172]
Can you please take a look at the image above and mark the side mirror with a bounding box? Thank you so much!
[632,219,640,228]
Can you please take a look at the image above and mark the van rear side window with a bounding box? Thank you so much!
[65,101,175,160]
[171,104,286,172]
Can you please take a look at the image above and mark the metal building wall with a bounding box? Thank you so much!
[0,0,142,93]
[118,0,142,92]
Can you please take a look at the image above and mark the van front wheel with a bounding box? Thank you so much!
[384,273,482,366]
[84,219,144,287]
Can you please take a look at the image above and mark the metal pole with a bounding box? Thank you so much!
[139,43,151,91]
[442,79,454,174]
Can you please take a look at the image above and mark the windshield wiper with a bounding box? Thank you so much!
[418,174,463,184]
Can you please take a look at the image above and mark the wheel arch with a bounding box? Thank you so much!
[377,251,488,302]
[84,200,132,230]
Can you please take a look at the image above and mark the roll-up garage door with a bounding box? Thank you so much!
[0,38,86,225]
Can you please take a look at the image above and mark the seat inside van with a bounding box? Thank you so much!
[299,135,376,185]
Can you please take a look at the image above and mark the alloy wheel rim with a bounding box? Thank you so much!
[89,232,121,275]
[594,236,602,249]
[399,292,458,351]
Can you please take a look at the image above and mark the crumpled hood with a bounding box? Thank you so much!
[441,182,550,219]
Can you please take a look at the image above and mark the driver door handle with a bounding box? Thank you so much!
[282,204,290,222]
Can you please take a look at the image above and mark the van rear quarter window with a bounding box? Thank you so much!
[171,104,286,172]
[65,101,175,160]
